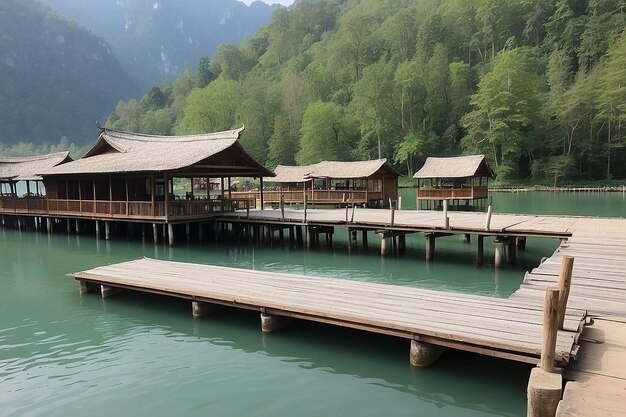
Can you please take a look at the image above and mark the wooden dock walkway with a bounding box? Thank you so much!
[220,208,578,238]
[69,257,585,366]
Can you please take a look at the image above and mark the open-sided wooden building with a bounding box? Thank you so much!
[258,159,400,207]
[38,126,273,222]
[0,152,72,215]
[413,154,493,211]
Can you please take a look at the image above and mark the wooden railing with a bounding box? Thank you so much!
[231,190,384,205]
[417,186,488,200]
[0,197,48,213]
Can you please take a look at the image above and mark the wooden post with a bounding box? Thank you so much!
[390,208,395,227]
[105,222,110,240]
[557,256,574,330]
[260,312,291,333]
[75,219,80,234]
[505,240,517,265]
[380,235,389,256]
[303,195,308,223]
[485,205,493,231]
[541,288,560,373]
[362,230,368,249]
[476,235,484,265]
[350,204,356,222]
[168,223,174,246]
[95,220,100,239]
[347,228,352,252]
[494,240,504,267]
[259,177,264,209]
[410,339,446,367]
[280,194,285,219]
[47,217,52,234]
[462,233,471,243]
[192,301,218,318]
[443,199,449,229]
[186,223,191,242]
[398,234,406,254]
[425,233,435,262]
[152,223,158,244]
[517,236,527,250]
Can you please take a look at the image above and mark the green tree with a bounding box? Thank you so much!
[296,101,357,165]
[461,47,545,179]
[351,60,397,159]
[176,79,242,134]
[268,115,298,166]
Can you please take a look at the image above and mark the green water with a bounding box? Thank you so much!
[1,191,624,417]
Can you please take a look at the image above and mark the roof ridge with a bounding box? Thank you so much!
[0,151,69,163]
[103,126,245,142]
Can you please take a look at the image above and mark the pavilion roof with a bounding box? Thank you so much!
[413,155,493,179]
[41,127,273,177]
[270,159,400,183]
[0,151,71,181]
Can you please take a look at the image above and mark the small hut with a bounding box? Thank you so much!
[0,152,72,214]
[262,159,400,207]
[413,154,493,211]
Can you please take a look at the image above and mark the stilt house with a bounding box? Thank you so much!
[414,154,493,211]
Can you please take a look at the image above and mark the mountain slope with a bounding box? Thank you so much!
[0,0,140,144]
[38,0,276,88]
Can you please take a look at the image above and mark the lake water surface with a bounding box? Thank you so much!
[1,191,624,417]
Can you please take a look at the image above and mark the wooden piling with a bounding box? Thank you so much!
[152,223,158,244]
[105,222,110,240]
[186,223,191,242]
[485,205,493,231]
[75,219,80,234]
[443,199,449,229]
[95,220,100,239]
[425,233,436,262]
[517,236,527,250]
[168,223,174,246]
[541,288,560,373]
[192,301,218,318]
[556,256,574,330]
[476,235,484,265]
[494,240,504,267]
[398,234,406,254]
[380,235,389,256]
[362,230,368,249]
[260,312,291,333]
[527,287,562,417]
[410,339,445,367]
[47,217,52,234]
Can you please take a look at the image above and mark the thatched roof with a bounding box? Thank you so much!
[41,127,273,177]
[271,159,400,183]
[413,155,493,179]
[0,152,72,181]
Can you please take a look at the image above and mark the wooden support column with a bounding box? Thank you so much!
[425,233,436,262]
[409,338,446,367]
[168,223,174,246]
[362,230,368,249]
[556,256,574,330]
[192,301,218,318]
[260,312,291,333]
[101,284,123,298]
[462,233,471,243]
[259,177,264,209]
[95,220,100,239]
[476,235,484,265]
[75,219,80,234]
[505,240,517,265]
[186,223,191,242]
[347,228,353,252]
[66,218,71,234]
[527,288,562,417]
[296,225,303,246]
[47,217,52,234]
[517,236,527,250]
[398,234,406,254]
[78,280,98,295]
[152,223,158,245]
[380,235,389,256]
[494,239,504,267]
[105,222,110,240]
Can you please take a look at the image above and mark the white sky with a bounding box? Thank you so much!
[240,0,295,6]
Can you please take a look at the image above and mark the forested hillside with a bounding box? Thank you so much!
[39,0,277,89]
[0,0,139,144]
[106,0,626,183]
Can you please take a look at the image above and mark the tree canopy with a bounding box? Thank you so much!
[102,0,626,183]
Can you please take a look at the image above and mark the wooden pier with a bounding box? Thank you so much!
[69,257,585,366]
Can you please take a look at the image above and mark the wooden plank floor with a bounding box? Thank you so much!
[510,217,626,317]
[69,257,585,365]
[221,208,576,237]
[557,317,626,417]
